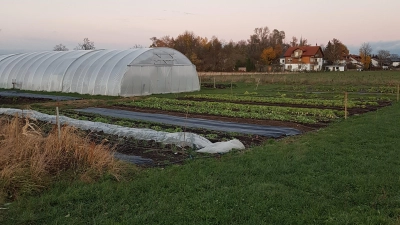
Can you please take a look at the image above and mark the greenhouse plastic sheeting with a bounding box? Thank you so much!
[76,108,301,137]
[0,48,200,96]
[197,139,245,154]
[0,108,244,154]
[113,152,154,165]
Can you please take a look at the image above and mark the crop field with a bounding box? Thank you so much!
[0,71,399,166]
[2,71,400,224]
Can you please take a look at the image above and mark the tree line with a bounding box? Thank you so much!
[54,28,397,71]
[53,38,95,51]
[150,27,290,72]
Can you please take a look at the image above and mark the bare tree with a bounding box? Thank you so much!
[359,42,372,69]
[290,36,298,47]
[359,42,372,57]
[253,27,270,47]
[131,44,143,48]
[53,43,68,51]
[299,37,308,46]
[74,38,95,50]
[377,50,391,67]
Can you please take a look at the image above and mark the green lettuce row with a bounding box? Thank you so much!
[184,94,379,108]
[118,97,345,124]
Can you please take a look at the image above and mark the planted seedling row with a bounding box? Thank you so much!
[183,94,379,108]
[118,97,344,124]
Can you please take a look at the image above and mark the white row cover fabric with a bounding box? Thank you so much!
[0,108,245,153]
[196,139,245,154]
[0,48,200,96]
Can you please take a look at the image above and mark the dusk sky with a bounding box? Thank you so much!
[1,0,399,55]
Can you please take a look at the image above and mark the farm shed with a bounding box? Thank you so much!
[0,48,200,96]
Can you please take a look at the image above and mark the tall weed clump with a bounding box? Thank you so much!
[0,115,125,201]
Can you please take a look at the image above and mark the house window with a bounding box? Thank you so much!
[288,58,292,62]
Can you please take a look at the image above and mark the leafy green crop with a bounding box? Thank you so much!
[183,94,379,108]
[117,97,345,124]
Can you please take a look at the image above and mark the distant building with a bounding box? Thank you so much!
[371,58,379,67]
[283,46,324,71]
[341,54,364,70]
[325,65,346,72]
[279,57,285,65]
[238,67,246,72]
[392,58,400,67]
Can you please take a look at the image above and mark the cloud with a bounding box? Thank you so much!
[370,40,400,54]
[348,40,400,55]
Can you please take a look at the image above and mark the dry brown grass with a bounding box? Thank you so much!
[0,115,126,200]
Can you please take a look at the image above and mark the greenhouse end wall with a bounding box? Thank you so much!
[120,65,199,96]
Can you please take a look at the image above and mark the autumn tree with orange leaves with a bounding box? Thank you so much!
[260,47,276,65]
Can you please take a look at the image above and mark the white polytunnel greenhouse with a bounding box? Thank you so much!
[0,48,200,96]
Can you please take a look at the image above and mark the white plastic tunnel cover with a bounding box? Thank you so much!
[0,48,200,96]
[0,108,246,154]
[120,48,199,96]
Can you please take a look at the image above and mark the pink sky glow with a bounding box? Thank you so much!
[1,0,399,55]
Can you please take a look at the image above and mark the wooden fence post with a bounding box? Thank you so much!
[344,92,348,119]
[213,77,216,89]
[231,80,233,95]
[255,78,261,90]
[56,107,61,140]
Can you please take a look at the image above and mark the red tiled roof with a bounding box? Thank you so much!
[348,54,360,59]
[284,46,322,57]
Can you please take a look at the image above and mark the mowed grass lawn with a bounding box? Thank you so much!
[2,98,400,223]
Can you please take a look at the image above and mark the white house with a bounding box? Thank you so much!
[283,46,324,71]
[279,57,285,65]
[393,59,400,67]
[371,58,379,67]
[325,65,346,72]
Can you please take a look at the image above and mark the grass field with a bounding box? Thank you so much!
[2,100,400,224]
[199,70,400,86]
[1,71,400,224]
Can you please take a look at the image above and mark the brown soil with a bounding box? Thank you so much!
[201,83,237,89]
[0,96,51,105]
[1,96,392,167]
[86,131,202,167]
[78,110,271,166]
